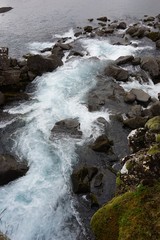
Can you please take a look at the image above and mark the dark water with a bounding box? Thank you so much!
[0,0,160,57]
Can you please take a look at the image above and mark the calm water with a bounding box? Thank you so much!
[0,0,160,56]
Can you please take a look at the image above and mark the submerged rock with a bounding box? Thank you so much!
[0,155,29,186]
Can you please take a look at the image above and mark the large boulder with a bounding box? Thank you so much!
[27,54,63,75]
[51,118,82,138]
[130,88,151,103]
[140,56,159,79]
[90,135,112,153]
[0,155,29,186]
[104,64,129,82]
[115,55,134,65]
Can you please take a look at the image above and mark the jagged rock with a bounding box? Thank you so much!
[97,16,107,22]
[27,54,63,75]
[0,155,29,186]
[130,88,151,103]
[115,55,134,65]
[51,118,82,138]
[104,64,129,82]
[90,135,112,153]
[141,56,159,79]
[117,22,127,29]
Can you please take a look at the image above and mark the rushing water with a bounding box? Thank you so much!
[0,37,147,240]
[0,0,160,56]
[0,1,160,239]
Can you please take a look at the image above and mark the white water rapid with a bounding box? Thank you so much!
[0,35,155,240]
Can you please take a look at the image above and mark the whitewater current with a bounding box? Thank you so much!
[0,32,159,240]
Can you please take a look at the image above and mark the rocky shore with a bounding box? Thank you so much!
[0,13,160,240]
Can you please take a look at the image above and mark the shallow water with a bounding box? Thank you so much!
[0,0,160,56]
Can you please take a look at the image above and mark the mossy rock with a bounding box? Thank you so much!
[145,116,160,133]
[91,183,160,240]
[156,134,160,143]
[147,144,160,155]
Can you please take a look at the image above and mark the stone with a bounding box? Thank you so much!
[128,128,146,153]
[132,57,141,65]
[145,116,160,133]
[51,118,82,138]
[84,26,93,33]
[55,42,72,50]
[97,16,107,22]
[130,88,151,103]
[40,47,52,53]
[0,7,12,13]
[115,55,134,65]
[123,116,148,129]
[90,135,112,153]
[124,92,136,103]
[71,167,90,194]
[117,22,127,29]
[0,155,29,186]
[149,102,160,116]
[27,54,63,75]
[141,56,159,79]
[146,31,160,42]
[104,64,129,82]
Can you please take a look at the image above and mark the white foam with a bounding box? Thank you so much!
[54,28,76,43]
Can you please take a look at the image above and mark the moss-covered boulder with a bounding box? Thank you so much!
[145,116,160,133]
[91,183,160,240]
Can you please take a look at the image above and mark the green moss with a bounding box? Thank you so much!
[145,116,160,133]
[147,144,160,155]
[125,160,133,171]
[156,134,160,143]
[91,183,160,240]
[116,175,123,187]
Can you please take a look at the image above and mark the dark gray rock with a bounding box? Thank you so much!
[0,70,21,86]
[146,31,160,42]
[0,7,12,14]
[115,55,134,65]
[55,43,72,51]
[124,92,136,103]
[104,64,129,82]
[123,116,148,129]
[97,16,107,22]
[51,118,82,138]
[71,167,90,194]
[90,135,112,153]
[27,54,63,75]
[84,26,93,33]
[140,56,159,79]
[0,155,29,186]
[117,22,127,29]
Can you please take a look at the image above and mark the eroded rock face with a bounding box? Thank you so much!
[51,118,82,138]
[0,155,29,186]
[27,54,63,75]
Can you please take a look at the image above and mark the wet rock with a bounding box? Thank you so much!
[0,7,13,14]
[71,167,90,194]
[0,69,21,86]
[0,92,5,105]
[144,16,155,22]
[97,16,107,22]
[74,32,82,37]
[4,92,29,102]
[126,26,147,38]
[90,135,112,153]
[146,31,160,42]
[68,50,84,58]
[115,55,134,65]
[123,116,148,129]
[149,101,160,116]
[55,42,72,51]
[132,57,141,65]
[130,88,151,103]
[51,46,64,59]
[84,26,93,33]
[156,40,160,49]
[94,173,103,187]
[124,91,136,103]
[104,64,129,82]
[140,56,159,79]
[88,18,93,22]
[27,54,63,75]
[117,22,127,29]
[40,47,52,53]
[0,155,29,186]
[51,118,82,138]
[0,54,10,70]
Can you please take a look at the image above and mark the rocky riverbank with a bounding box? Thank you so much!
[0,13,160,240]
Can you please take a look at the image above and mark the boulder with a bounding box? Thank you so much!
[124,92,136,103]
[115,55,134,65]
[0,155,29,186]
[51,118,82,138]
[130,88,151,103]
[149,101,160,116]
[145,116,160,133]
[27,54,63,75]
[140,56,159,79]
[104,64,129,82]
[51,46,64,59]
[55,42,72,51]
[90,135,112,153]
[123,116,148,129]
